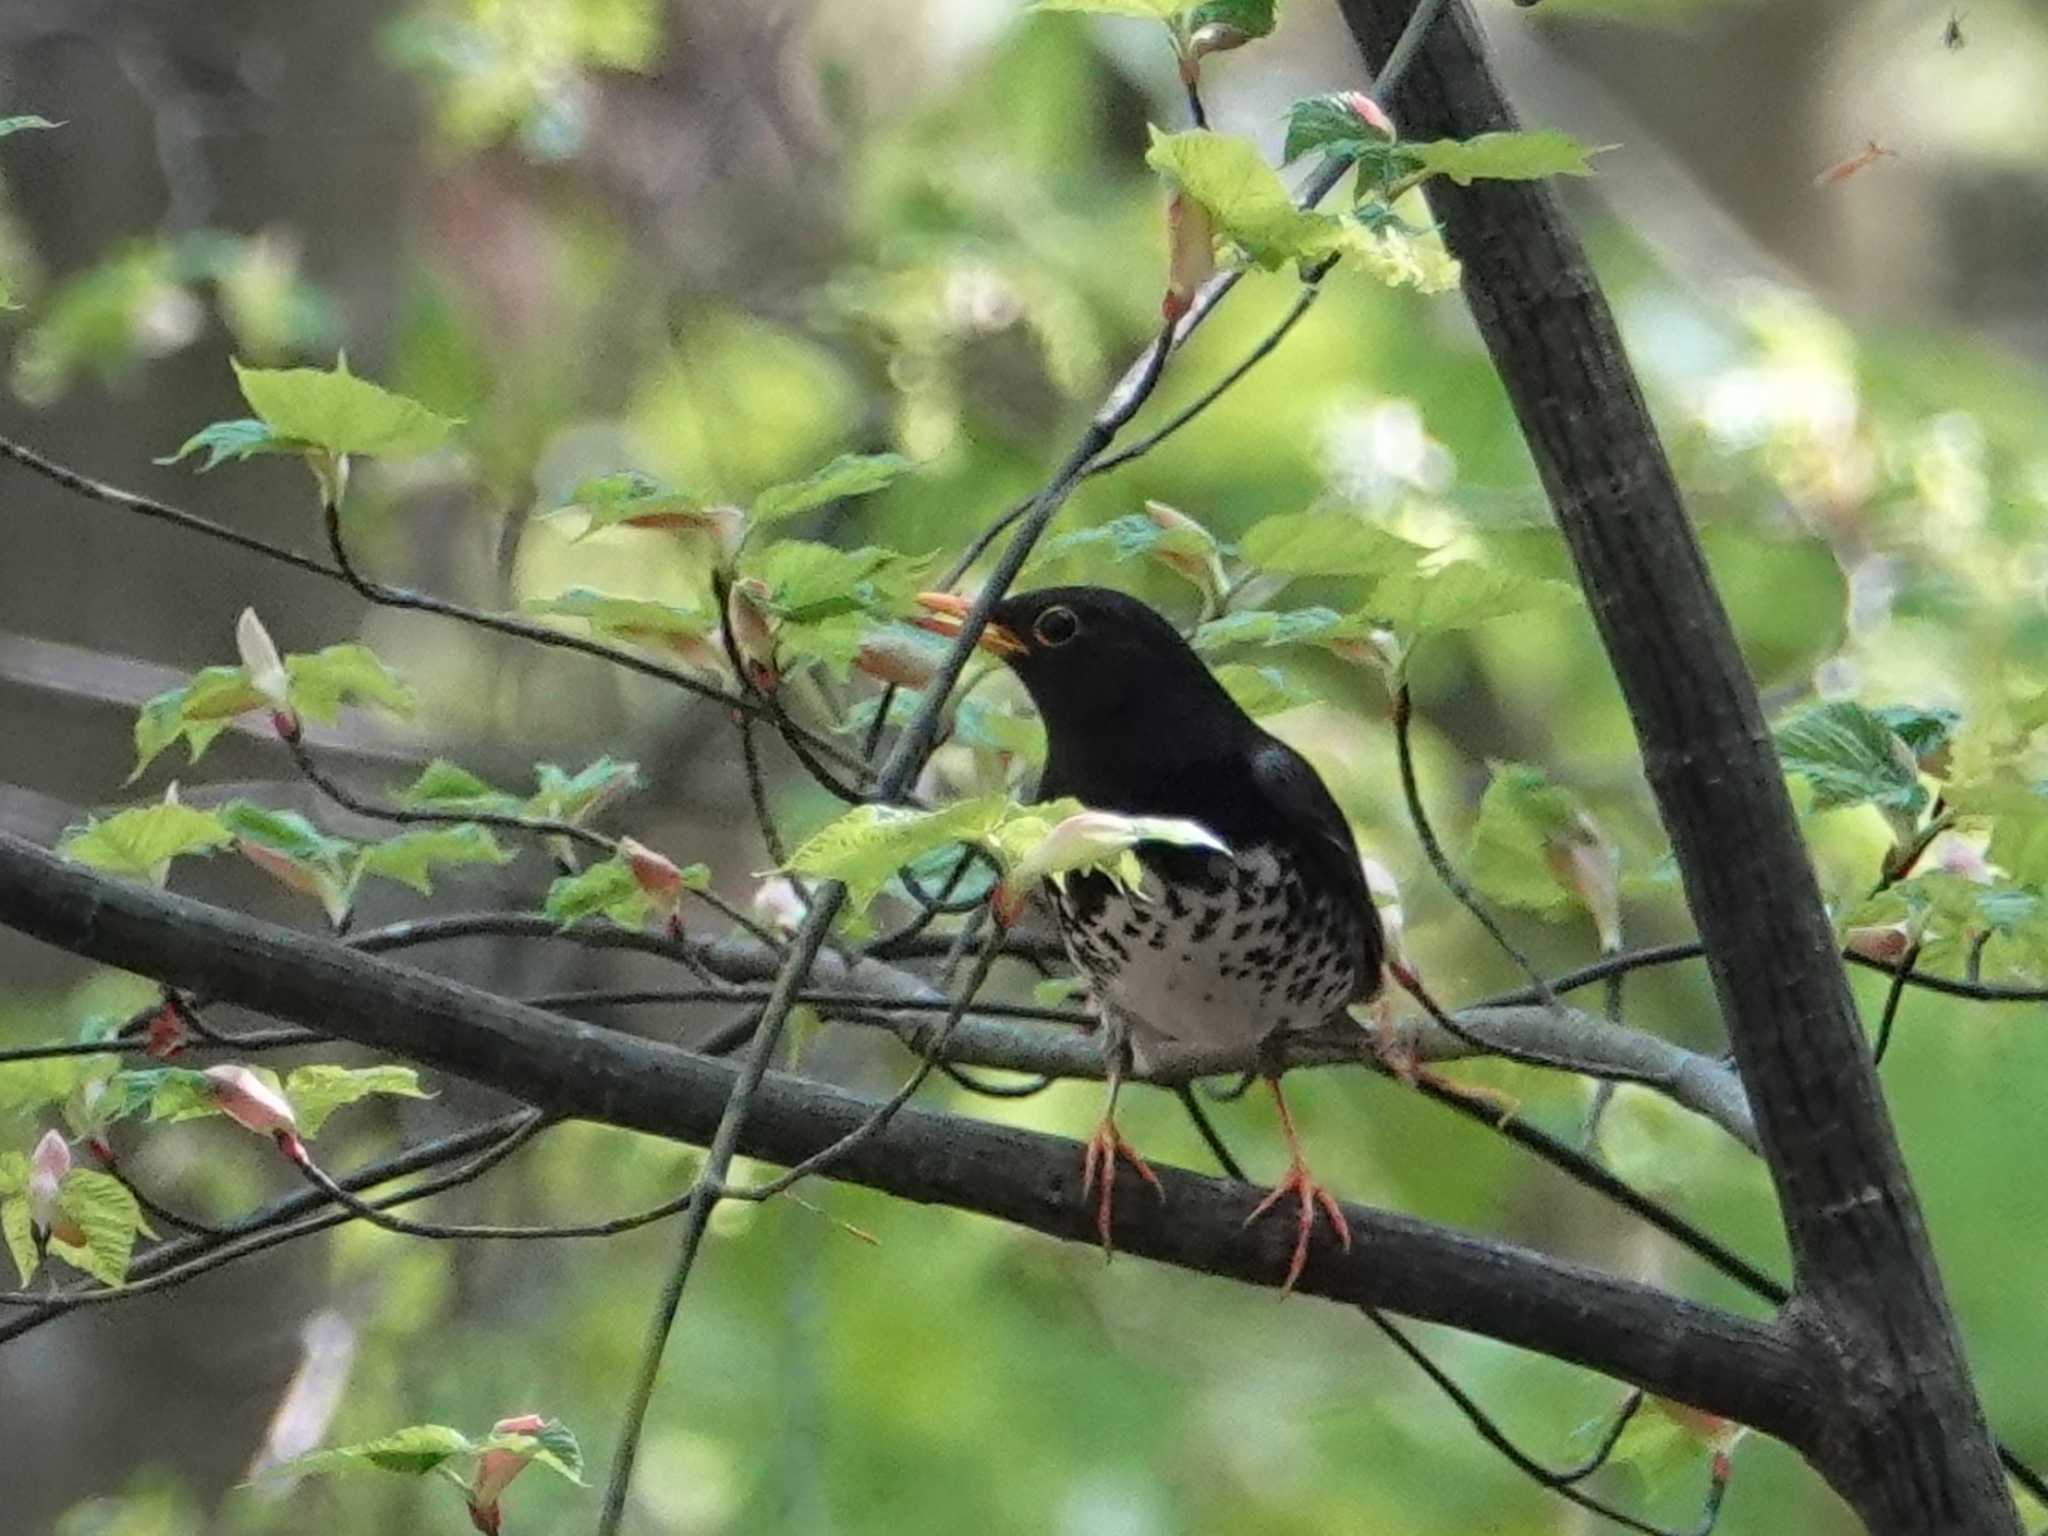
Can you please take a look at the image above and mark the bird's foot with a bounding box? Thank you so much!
[1079,1120,1163,1257]
[1245,1157,1352,1295]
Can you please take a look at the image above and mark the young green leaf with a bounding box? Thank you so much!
[751,452,914,525]
[1,1188,34,1286]
[472,1418,588,1485]
[1238,510,1427,580]
[284,644,417,723]
[133,667,267,777]
[1408,131,1604,187]
[275,1424,477,1479]
[1282,93,1401,168]
[232,357,458,459]
[59,803,232,884]
[1191,607,1345,654]
[543,853,706,930]
[1366,561,1580,638]
[528,758,643,824]
[0,115,61,139]
[284,1064,430,1137]
[545,471,737,542]
[1213,663,1312,716]
[524,588,719,653]
[155,418,295,473]
[785,797,1012,913]
[1189,0,1276,39]
[356,825,513,896]
[48,1169,154,1287]
[1467,762,1620,947]
[745,541,927,623]
[218,800,360,923]
[1775,701,1927,821]
[1872,704,1960,776]
[1146,129,1346,271]
[393,760,524,817]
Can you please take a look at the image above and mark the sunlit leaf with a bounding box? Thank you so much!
[785,797,1012,913]
[1239,510,1428,580]
[274,1424,476,1479]
[745,541,927,623]
[1145,128,1343,270]
[357,825,513,896]
[1775,701,1927,820]
[751,452,914,525]
[545,471,730,539]
[232,357,458,458]
[59,803,232,884]
[284,1064,431,1137]
[1409,131,1604,187]
[1366,561,1580,637]
[48,1169,154,1287]
[133,667,266,777]
[524,588,718,651]
[392,760,523,817]
[543,853,704,930]
[284,644,417,724]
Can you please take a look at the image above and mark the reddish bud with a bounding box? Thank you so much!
[468,1415,549,1533]
[1164,189,1216,324]
[726,578,779,694]
[204,1064,302,1159]
[144,1001,190,1061]
[1844,923,1912,965]
[620,837,687,908]
[1338,91,1397,140]
[853,628,943,690]
[28,1129,73,1242]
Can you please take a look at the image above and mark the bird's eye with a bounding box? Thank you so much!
[1032,605,1081,648]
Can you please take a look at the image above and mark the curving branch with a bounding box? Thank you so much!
[0,827,1813,1440]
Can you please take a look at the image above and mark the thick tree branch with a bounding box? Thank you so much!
[1333,2,2016,1529]
[0,828,1812,1439]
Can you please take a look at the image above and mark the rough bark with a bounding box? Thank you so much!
[1332,2,2018,1530]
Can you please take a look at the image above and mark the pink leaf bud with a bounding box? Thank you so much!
[853,627,943,690]
[1844,922,1912,965]
[726,578,779,694]
[1164,188,1216,324]
[469,1415,549,1529]
[1338,91,1397,141]
[28,1129,70,1238]
[204,1064,301,1148]
[620,837,687,912]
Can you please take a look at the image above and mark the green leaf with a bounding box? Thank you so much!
[529,758,642,824]
[1608,1397,1742,1497]
[357,826,513,896]
[542,854,704,930]
[785,797,1012,913]
[1873,705,1960,775]
[523,588,717,650]
[0,1151,22,1198]
[751,452,914,525]
[1212,663,1311,717]
[276,1424,477,1479]
[473,1419,589,1485]
[59,803,232,884]
[392,760,523,817]
[1035,507,1225,600]
[1366,561,1580,637]
[1190,0,1275,38]
[133,666,267,777]
[1775,701,1927,820]
[142,1068,226,1124]
[745,542,927,623]
[49,1169,153,1287]
[1238,511,1427,580]
[1467,762,1587,917]
[545,471,722,539]
[155,418,294,472]
[1144,128,1343,270]
[1282,94,1396,167]
[232,357,458,458]
[0,115,61,139]
[285,644,418,723]
[2,1194,34,1287]
[284,1065,431,1137]
[1191,607,1345,654]
[219,801,358,868]
[1029,0,1186,17]
[1408,131,1604,187]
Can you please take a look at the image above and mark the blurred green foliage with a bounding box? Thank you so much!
[5,1,2048,1534]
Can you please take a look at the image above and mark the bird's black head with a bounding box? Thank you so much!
[914,584,1252,769]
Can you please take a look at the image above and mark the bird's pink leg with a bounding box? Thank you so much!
[1243,1077,1351,1294]
[1079,1063,1162,1256]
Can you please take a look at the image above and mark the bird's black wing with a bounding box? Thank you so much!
[1246,736,1385,994]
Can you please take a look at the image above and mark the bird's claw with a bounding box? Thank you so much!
[1245,1159,1351,1294]
[1080,1121,1163,1257]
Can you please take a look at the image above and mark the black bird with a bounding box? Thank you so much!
[916,584,1384,1288]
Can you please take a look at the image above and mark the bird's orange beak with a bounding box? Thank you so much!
[911,591,1029,657]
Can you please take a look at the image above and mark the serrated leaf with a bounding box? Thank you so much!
[542,854,704,930]
[1000,809,1228,903]
[219,801,358,868]
[276,1424,477,1479]
[1192,607,1345,654]
[49,1169,153,1286]
[1872,705,1960,775]
[357,825,513,896]
[145,1066,239,1124]
[1213,663,1311,716]
[1776,701,1927,819]
[1410,131,1604,186]
[472,1419,589,1485]
[524,588,717,652]
[752,452,914,525]
[1190,0,1275,38]
[529,758,642,824]
[133,666,266,777]
[1367,561,1580,637]
[1239,511,1427,580]
[285,644,417,723]
[392,760,523,817]
[155,418,294,472]
[59,803,232,883]
[283,1064,430,1137]
[785,797,1013,913]
[1468,762,1590,918]
[0,115,61,139]
[1145,128,1344,270]
[745,541,927,624]
[546,471,720,538]
[232,358,457,458]
[2,1194,34,1286]
[1030,0,1186,16]
[1283,94,1400,168]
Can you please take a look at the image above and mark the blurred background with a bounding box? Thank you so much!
[3,0,2047,1532]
